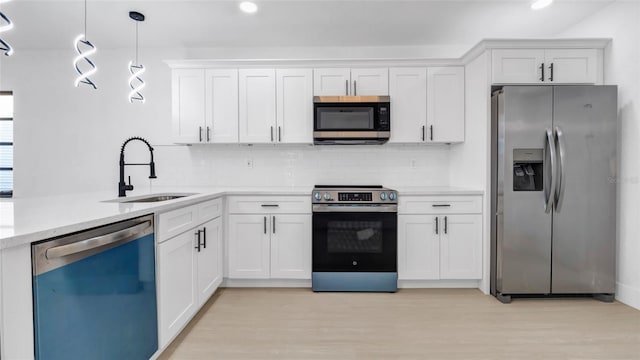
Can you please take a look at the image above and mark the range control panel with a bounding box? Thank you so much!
[312,186,397,204]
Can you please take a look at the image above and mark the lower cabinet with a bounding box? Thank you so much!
[157,203,223,348]
[228,213,312,280]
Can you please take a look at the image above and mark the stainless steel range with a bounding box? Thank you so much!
[312,185,398,292]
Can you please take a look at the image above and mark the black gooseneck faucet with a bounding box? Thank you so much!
[119,137,157,197]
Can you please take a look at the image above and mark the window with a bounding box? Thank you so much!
[0,91,13,198]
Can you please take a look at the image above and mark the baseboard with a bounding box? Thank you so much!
[616,282,640,310]
[222,278,312,288]
[398,279,481,289]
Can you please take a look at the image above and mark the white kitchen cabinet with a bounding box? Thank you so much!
[172,69,205,144]
[276,69,313,144]
[197,216,223,307]
[440,214,482,279]
[227,196,312,280]
[313,68,388,96]
[205,69,239,143]
[492,48,599,84]
[388,67,427,143]
[171,69,238,144]
[157,199,223,348]
[427,67,465,143]
[239,69,277,143]
[270,214,312,279]
[398,195,482,281]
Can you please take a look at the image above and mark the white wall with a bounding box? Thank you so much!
[556,1,640,310]
[0,46,455,198]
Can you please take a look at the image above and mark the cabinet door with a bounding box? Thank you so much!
[427,67,465,143]
[205,69,239,143]
[544,49,598,84]
[313,68,350,95]
[270,214,312,279]
[171,69,205,144]
[276,69,313,144]
[439,214,482,279]
[350,68,389,95]
[388,67,427,143]
[398,215,439,280]
[492,49,545,84]
[196,217,223,307]
[158,230,197,347]
[227,214,271,279]
[239,69,276,143]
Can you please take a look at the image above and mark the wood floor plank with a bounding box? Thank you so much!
[159,288,640,360]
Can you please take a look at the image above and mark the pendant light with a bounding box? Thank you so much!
[0,0,14,56]
[73,0,97,89]
[128,11,145,103]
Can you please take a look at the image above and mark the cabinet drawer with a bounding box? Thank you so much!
[157,205,199,243]
[399,196,482,214]
[227,196,311,214]
[197,198,223,223]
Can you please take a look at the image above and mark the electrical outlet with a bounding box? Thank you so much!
[245,158,253,168]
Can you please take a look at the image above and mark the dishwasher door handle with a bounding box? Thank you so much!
[45,221,152,259]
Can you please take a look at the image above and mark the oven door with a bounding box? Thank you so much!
[312,208,397,272]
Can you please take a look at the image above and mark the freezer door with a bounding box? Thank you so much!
[551,86,617,294]
[496,86,554,294]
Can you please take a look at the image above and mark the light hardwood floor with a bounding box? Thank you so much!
[159,288,640,360]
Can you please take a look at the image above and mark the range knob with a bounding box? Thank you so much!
[324,192,331,201]
[380,192,387,201]
[389,192,397,201]
[314,192,321,201]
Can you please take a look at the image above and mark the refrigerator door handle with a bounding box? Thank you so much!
[554,126,566,212]
[544,128,557,213]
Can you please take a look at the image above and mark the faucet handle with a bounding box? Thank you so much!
[126,176,134,191]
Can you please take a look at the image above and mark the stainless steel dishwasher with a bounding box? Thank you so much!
[32,214,158,360]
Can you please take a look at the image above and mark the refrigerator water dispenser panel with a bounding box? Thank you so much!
[513,149,543,191]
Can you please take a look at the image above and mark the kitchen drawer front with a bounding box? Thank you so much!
[399,195,482,214]
[157,205,199,243]
[227,196,311,214]
[197,198,223,223]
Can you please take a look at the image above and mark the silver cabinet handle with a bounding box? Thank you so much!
[444,216,448,234]
[272,216,276,234]
[270,126,274,142]
[554,126,566,212]
[261,204,279,207]
[345,79,349,95]
[435,216,439,235]
[540,63,545,82]
[206,126,211,142]
[46,221,151,259]
[199,126,203,142]
[278,126,282,142]
[432,204,451,207]
[549,63,554,82]
[544,128,557,213]
[263,216,267,234]
[430,125,434,141]
[422,126,425,141]
[353,80,357,96]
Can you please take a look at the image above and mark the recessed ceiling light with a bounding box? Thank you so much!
[531,0,553,10]
[239,1,258,14]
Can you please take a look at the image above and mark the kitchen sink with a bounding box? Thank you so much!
[103,193,198,203]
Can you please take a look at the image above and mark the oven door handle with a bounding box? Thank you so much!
[312,204,398,213]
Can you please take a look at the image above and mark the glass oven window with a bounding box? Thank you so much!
[317,107,374,130]
[327,220,383,253]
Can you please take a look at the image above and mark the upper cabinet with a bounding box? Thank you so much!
[172,69,239,144]
[492,49,600,85]
[238,68,313,144]
[388,66,464,144]
[313,68,389,96]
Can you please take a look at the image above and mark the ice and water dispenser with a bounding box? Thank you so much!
[513,149,543,191]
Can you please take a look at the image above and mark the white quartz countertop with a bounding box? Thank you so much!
[0,185,482,249]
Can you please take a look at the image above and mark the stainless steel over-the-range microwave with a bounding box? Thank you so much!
[313,96,390,145]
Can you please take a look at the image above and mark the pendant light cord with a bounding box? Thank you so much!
[135,21,139,65]
[84,0,87,39]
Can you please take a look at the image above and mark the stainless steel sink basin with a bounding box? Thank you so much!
[103,193,197,203]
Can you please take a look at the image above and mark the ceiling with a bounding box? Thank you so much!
[0,0,617,51]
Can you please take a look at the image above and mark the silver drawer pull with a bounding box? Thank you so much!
[261,204,279,207]
[432,204,451,207]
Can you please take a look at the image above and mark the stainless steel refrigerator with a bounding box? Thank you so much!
[490,86,617,303]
